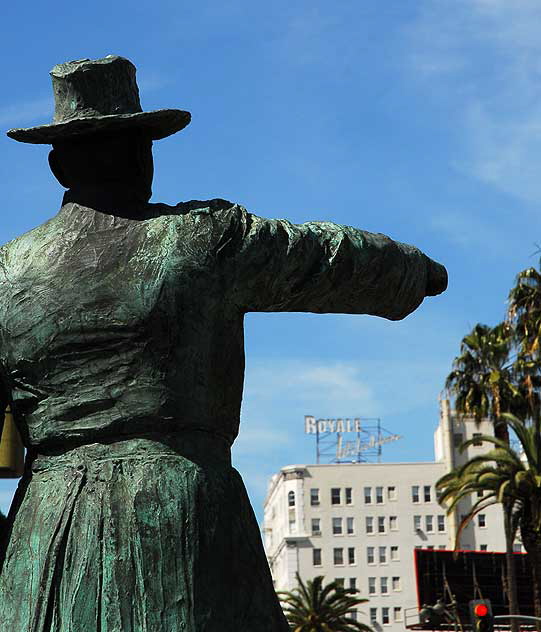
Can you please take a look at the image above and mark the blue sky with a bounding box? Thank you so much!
[1,0,541,523]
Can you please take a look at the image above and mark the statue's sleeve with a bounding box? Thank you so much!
[222,205,444,320]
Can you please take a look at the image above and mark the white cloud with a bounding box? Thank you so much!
[244,359,377,416]
[406,1,541,204]
[429,207,531,255]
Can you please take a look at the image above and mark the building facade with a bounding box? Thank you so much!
[262,400,509,631]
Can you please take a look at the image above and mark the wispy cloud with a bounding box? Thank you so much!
[430,207,528,255]
[243,359,377,416]
[0,97,52,128]
[405,1,541,204]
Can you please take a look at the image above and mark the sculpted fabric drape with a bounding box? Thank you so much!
[0,198,432,631]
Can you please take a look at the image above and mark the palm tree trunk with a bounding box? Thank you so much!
[530,551,541,632]
[504,505,520,632]
[521,524,541,632]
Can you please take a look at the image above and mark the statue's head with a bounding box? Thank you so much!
[6,55,191,208]
[48,130,155,204]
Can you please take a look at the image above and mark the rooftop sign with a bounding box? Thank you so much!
[305,415,362,434]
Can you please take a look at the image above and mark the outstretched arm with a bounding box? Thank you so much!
[219,205,447,319]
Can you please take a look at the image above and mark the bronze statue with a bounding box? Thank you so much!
[0,55,447,631]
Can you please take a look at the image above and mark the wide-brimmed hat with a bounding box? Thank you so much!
[6,55,191,144]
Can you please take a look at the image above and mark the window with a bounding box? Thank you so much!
[412,485,420,503]
[378,516,385,533]
[376,486,384,504]
[472,432,483,446]
[350,610,358,621]
[335,577,345,588]
[380,577,388,594]
[394,607,403,622]
[387,485,397,501]
[379,546,387,563]
[392,576,401,591]
[390,545,399,561]
[331,488,341,505]
[313,548,321,566]
[513,543,522,553]
[437,515,445,532]
[332,517,343,535]
[345,487,353,505]
[478,514,487,528]
[289,519,296,533]
[364,487,372,504]
[346,517,355,535]
[477,489,484,498]
[348,547,356,565]
[453,432,464,448]
[424,485,431,502]
[334,548,344,565]
[288,491,295,507]
[438,545,446,550]
[389,516,398,531]
[480,544,488,551]
[310,488,320,506]
[427,545,434,550]
[349,577,357,590]
[382,607,390,624]
[367,547,375,564]
[414,515,421,531]
[370,607,378,623]
[366,517,374,534]
[425,515,434,533]
[311,518,321,535]
[368,577,376,595]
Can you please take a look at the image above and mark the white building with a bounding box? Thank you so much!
[263,400,509,631]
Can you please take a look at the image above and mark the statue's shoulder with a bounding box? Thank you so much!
[149,198,241,219]
[0,215,58,259]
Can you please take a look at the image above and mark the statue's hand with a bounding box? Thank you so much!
[424,256,448,297]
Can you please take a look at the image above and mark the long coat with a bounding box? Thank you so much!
[0,198,433,631]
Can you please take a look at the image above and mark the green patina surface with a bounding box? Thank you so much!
[0,197,442,631]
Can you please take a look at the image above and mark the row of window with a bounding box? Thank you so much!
[313,547,357,566]
[367,545,400,564]
[312,517,355,536]
[309,487,355,506]
[368,576,402,595]
[370,606,403,625]
[307,484,441,507]
[413,515,446,533]
[364,514,447,534]
[459,513,487,528]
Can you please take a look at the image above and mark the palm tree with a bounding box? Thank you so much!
[445,323,519,441]
[278,573,371,632]
[507,264,541,424]
[436,414,541,627]
[508,263,541,361]
[445,322,521,626]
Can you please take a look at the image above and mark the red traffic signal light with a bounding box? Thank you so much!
[469,600,493,632]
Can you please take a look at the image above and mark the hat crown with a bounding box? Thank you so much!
[50,55,143,124]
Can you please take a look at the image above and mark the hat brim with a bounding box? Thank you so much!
[6,108,191,144]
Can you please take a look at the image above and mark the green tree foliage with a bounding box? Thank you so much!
[443,259,541,629]
[436,414,541,625]
[445,323,518,440]
[278,573,371,632]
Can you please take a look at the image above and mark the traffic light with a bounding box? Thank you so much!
[469,599,493,632]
